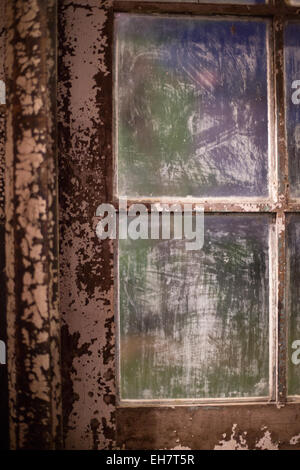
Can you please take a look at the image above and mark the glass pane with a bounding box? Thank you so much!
[119,215,270,400]
[115,15,270,198]
[285,23,300,198]
[287,215,300,395]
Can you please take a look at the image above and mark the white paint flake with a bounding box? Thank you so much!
[290,434,300,446]
[255,427,279,450]
[214,424,249,450]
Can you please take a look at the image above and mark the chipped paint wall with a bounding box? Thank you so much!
[57,0,115,450]
[0,0,9,451]
[117,404,300,450]
[2,0,300,451]
[5,0,61,449]
[56,1,300,451]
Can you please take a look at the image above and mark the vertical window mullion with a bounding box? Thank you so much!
[269,214,277,401]
[274,14,289,403]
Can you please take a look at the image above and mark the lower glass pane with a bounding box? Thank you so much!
[287,215,300,395]
[119,214,270,400]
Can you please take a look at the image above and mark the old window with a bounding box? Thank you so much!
[113,0,300,404]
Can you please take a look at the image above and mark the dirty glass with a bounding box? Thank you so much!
[287,215,300,396]
[285,23,300,198]
[115,14,269,198]
[119,215,270,400]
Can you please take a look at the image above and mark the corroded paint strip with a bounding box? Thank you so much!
[0,0,9,449]
[117,404,300,450]
[113,0,300,16]
[0,106,4,221]
[5,0,62,449]
[274,16,289,403]
[58,0,115,449]
[117,199,286,213]
[0,0,5,220]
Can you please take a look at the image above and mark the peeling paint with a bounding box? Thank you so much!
[3,0,300,452]
[255,427,279,450]
[0,3,8,445]
[5,0,61,449]
[214,424,249,450]
[117,405,300,450]
[169,445,192,450]
[58,0,115,449]
[215,425,279,451]
[290,434,300,446]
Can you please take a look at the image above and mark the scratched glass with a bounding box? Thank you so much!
[285,23,300,198]
[119,215,270,400]
[287,215,300,396]
[115,15,270,198]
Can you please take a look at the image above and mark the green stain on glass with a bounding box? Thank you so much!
[118,66,196,197]
[115,14,269,198]
[119,215,270,400]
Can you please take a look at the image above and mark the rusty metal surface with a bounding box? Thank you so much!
[5,0,62,449]
[58,0,115,450]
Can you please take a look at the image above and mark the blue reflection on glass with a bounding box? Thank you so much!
[116,15,269,198]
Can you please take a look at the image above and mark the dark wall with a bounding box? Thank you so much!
[0,0,8,449]
[0,211,8,450]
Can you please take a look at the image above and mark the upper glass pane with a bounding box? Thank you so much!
[119,214,270,400]
[287,214,300,396]
[115,14,270,199]
[285,23,300,198]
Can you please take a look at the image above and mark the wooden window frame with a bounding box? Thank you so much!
[112,0,300,407]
